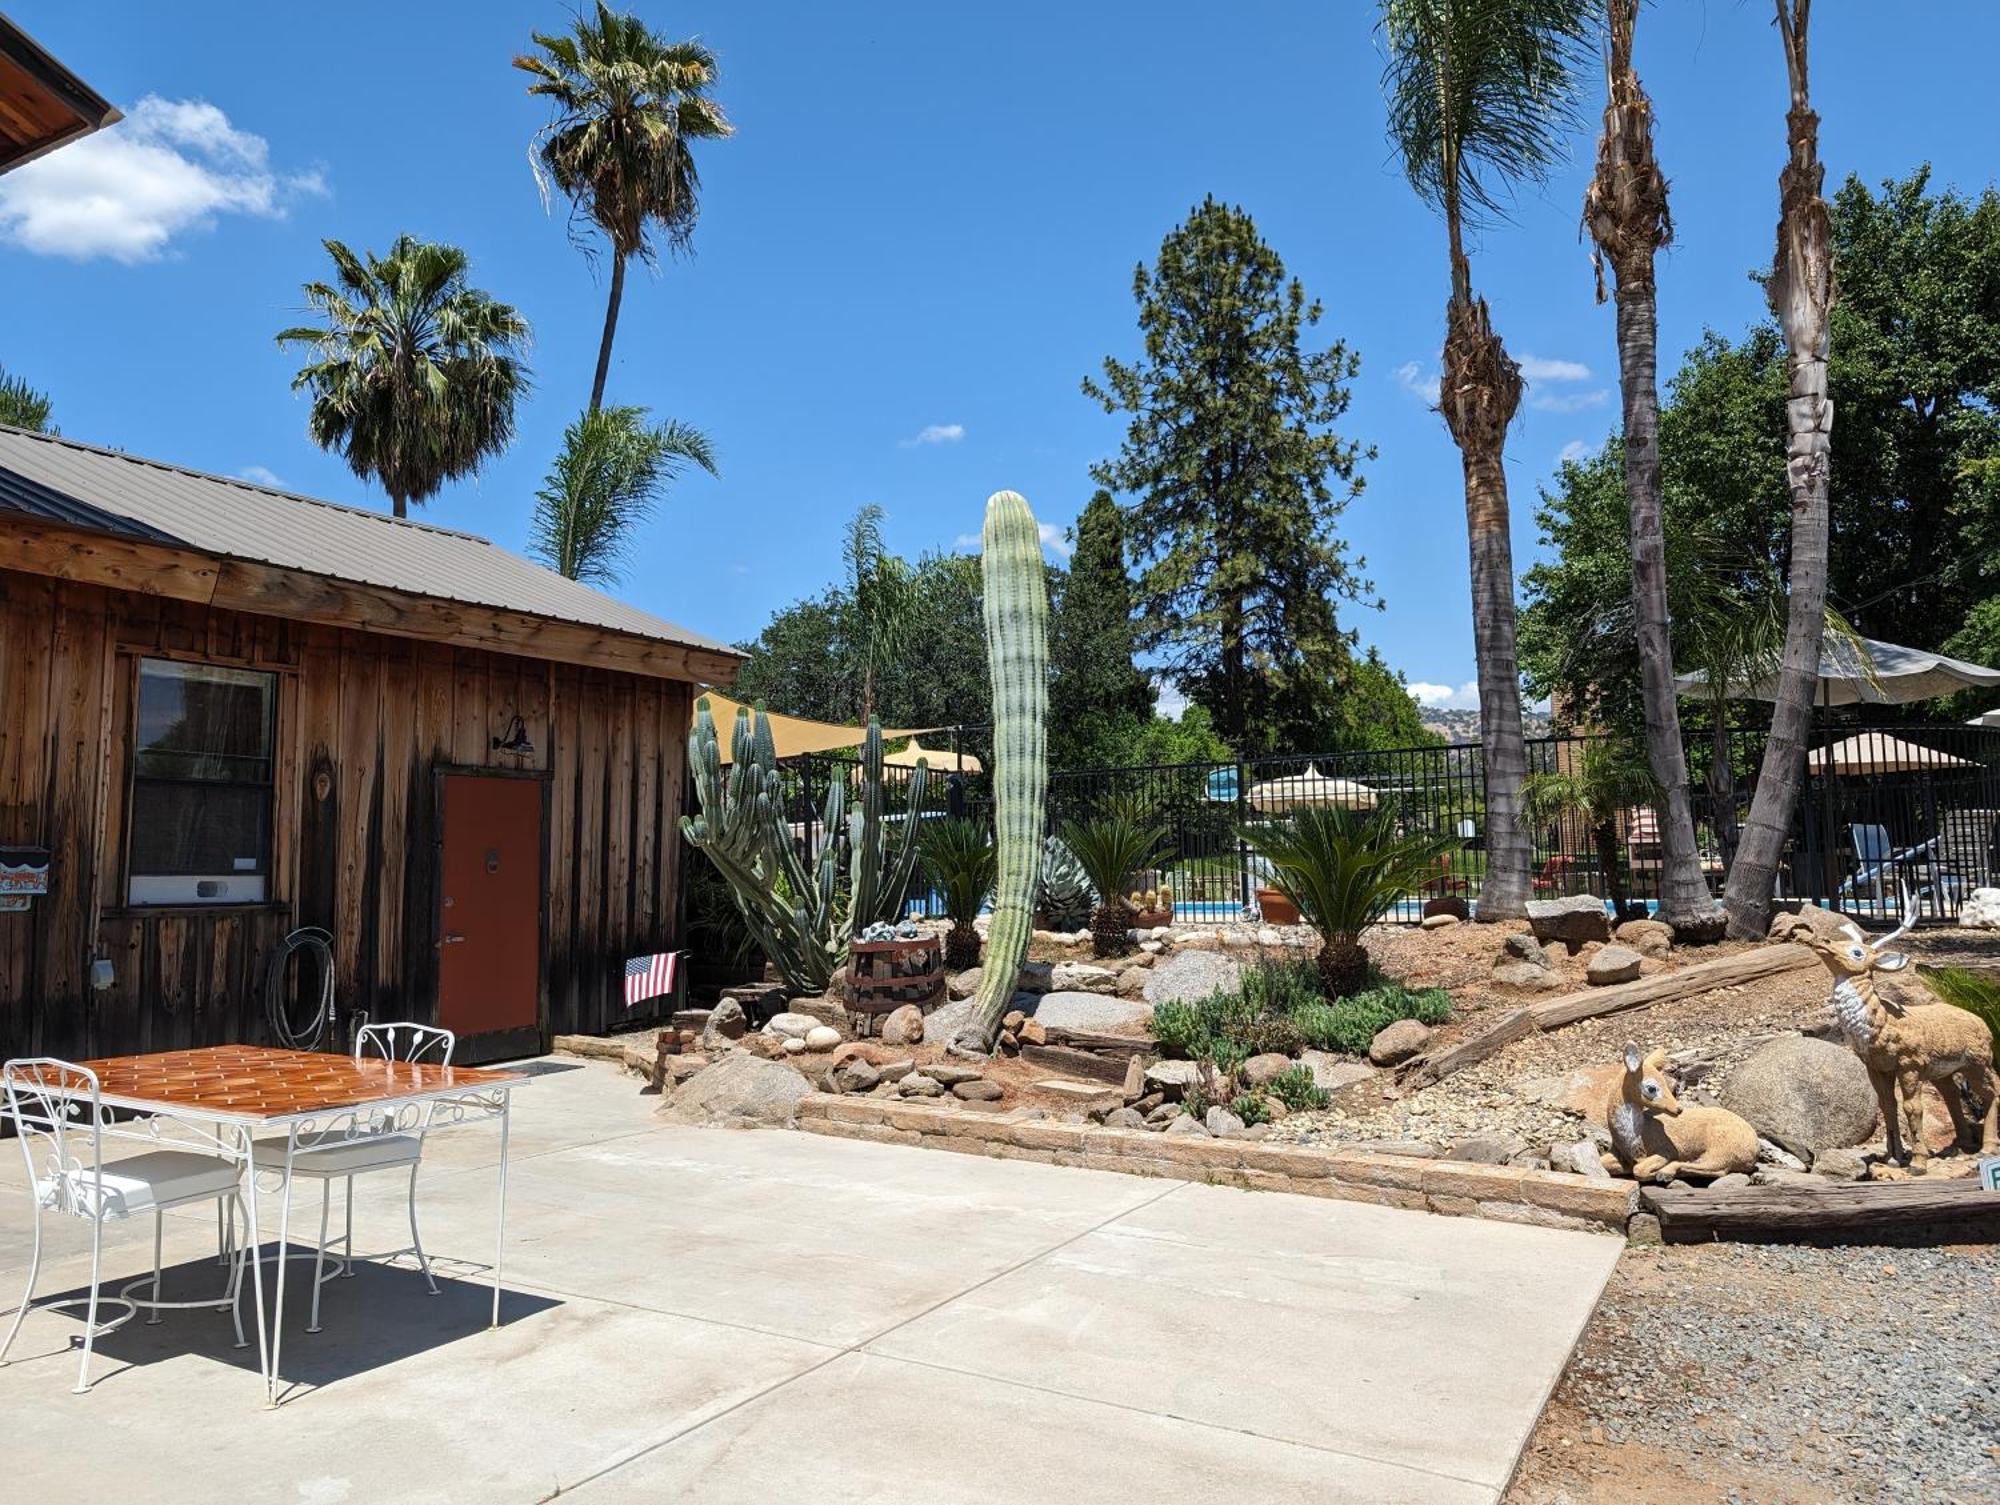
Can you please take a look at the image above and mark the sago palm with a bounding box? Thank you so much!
[276,237,530,519]
[1581,0,1717,938]
[917,818,998,971]
[1243,805,1456,998]
[1059,815,1167,958]
[530,405,717,584]
[516,3,732,412]
[1722,0,1837,939]
[1379,0,1594,920]
[1521,739,1660,920]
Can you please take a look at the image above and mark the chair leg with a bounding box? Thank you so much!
[147,1210,164,1325]
[216,1198,228,1267]
[308,1180,330,1335]
[74,1214,103,1394]
[0,1191,43,1366]
[225,1196,249,1351]
[340,1177,355,1278]
[407,1162,437,1295]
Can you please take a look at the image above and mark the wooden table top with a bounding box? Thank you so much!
[65,1045,528,1124]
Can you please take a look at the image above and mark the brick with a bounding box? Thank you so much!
[1325,1152,1430,1192]
[1476,1200,1597,1233]
[1426,1193,1481,1218]
[1421,1161,1528,1201]
[1078,1152,1180,1179]
[1236,1143,1331,1178]
[1516,1170,1637,1228]
[1005,1121,1089,1154]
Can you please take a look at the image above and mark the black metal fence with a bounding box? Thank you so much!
[781,722,2000,926]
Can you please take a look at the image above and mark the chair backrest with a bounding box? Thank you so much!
[355,1022,456,1067]
[1937,807,2000,880]
[1848,824,1891,862]
[3,1059,103,1218]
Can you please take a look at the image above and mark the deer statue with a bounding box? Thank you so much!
[1601,1043,1760,1182]
[1798,900,1998,1176]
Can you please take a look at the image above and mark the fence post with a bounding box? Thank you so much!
[1234,756,1250,919]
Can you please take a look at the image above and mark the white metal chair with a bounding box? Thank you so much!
[248,1023,454,1333]
[2,1058,248,1393]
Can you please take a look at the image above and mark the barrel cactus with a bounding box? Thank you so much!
[1036,836,1095,932]
[958,490,1050,1053]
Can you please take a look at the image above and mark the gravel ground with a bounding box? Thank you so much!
[1507,1241,2000,1505]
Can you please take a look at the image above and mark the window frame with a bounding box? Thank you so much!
[123,655,279,908]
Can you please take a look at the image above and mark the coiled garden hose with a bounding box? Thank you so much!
[265,926,338,1051]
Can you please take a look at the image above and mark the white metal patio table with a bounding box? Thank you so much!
[57,1044,527,1404]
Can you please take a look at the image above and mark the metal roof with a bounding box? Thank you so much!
[0,425,741,660]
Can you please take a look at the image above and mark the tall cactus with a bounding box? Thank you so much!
[959,489,1050,1053]
[682,699,927,995]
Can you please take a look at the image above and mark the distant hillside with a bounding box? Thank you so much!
[1419,705,1554,745]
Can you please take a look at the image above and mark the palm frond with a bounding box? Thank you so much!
[530,404,716,583]
[1243,805,1455,948]
[917,818,998,925]
[1059,816,1169,903]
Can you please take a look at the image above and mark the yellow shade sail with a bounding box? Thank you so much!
[883,738,981,774]
[698,692,939,765]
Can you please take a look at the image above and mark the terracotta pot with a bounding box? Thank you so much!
[1255,887,1299,925]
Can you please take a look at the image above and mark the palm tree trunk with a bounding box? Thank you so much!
[1723,0,1834,939]
[589,253,627,413]
[1441,280,1531,920]
[1592,818,1629,918]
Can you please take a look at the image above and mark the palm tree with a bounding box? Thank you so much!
[1242,804,1456,997]
[1721,0,1836,939]
[530,405,717,584]
[1379,0,1595,921]
[1059,814,1168,958]
[918,818,998,970]
[516,4,731,413]
[843,505,916,725]
[0,364,54,432]
[1580,0,1717,938]
[1521,738,1659,920]
[277,237,530,520]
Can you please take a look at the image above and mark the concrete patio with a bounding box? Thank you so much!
[0,1056,1622,1503]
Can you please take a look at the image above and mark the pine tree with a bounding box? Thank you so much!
[1049,490,1155,770]
[1084,197,1373,756]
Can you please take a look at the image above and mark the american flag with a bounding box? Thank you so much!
[623,950,679,1009]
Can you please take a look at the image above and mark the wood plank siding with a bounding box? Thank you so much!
[0,567,693,1063]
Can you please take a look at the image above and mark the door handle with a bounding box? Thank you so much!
[442,932,466,944]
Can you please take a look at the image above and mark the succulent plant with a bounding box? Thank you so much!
[1036,835,1095,931]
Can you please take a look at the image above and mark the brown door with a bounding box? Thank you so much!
[437,773,544,1055]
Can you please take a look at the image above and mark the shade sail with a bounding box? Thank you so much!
[1674,630,2000,706]
[1805,732,1977,775]
[697,693,937,764]
[1247,765,1379,812]
[883,738,981,774]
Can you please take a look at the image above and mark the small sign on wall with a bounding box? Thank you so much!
[1981,1156,2000,1194]
[0,846,49,911]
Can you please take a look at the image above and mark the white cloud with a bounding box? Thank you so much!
[1517,354,1592,383]
[0,95,324,264]
[237,465,284,489]
[1555,440,1591,467]
[955,523,1072,559]
[1409,680,1482,710]
[900,423,965,448]
[1154,682,1189,719]
[1529,387,1611,414]
[1394,361,1440,405]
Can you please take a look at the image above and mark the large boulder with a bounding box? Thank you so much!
[1719,1035,1880,1153]
[1492,933,1563,990]
[1368,1018,1432,1066]
[1240,1052,1295,1088]
[1961,888,2000,930]
[879,1004,927,1047]
[1614,918,1675,958]
[1050,962,1120,994]
[922,996,979,1045]
[1520,1061,1625,1127]
[762,1011,818,1041]
[1586,945,1645,986]
[1028,992,1151,1034]
[656,1052,813,1129]
[1143,950,1243,1007]
[1767,902,1856,945]
[1527,893,1612,948]
[1299,1050,1375,1093]
[1423,895,1470,922]
[698,999,747,1050]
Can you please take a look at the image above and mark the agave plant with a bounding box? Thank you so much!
[1059,815,1168,957]
[1242,804,1456,997]
[918,817,997,971]
[1036,835,1095,931]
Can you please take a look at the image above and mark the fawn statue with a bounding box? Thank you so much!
[1601,1043,1760,1182]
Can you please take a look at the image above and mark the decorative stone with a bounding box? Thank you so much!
[1423,896,1471,922]
[1420,912,1460,930]
[1504,933,1550,964]
[1143,950,1243,1007]
[1121,1055,1146,1100]
[1240,1052,1294,1088]
[952,1078,1004,1101]
[832,1058,880,1093]
[1299,1051,1375,1093]
[1558,1139,1612,1179]
[919,1061,983,1086]
[656,1051,813,1129]
[1367,1019,1432,1066]
[1526,893,1612,947]
[1018,1018,1048,1046]
[898,1072,945,1097]
[922,997,979,1046]
[762,1011,816,1041]
[1116,967,1151,998]
[947,968,981,1001]
[1143,1060,1201,1095]
[1720,1035,1880,1152]
[878,1004,927,1047]
[1448,1136,1525,1165]
[1585,945,1645,986]
[1614,918,1674,958]
[782,1037,807,1055]
[698,999,747,1049]
[1029,992,1151,1033]
[1203,1106,1245,1136]
[1051,962,1120,994]
[1163,1114,1211,1136]
[803,1025,842,1053]
[1960,887,2000,929]
[1017,961,1054,995]
[1103,1107,1150,1130]
[790,995,849,1030]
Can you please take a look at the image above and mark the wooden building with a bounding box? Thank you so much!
[0,429,743,1064]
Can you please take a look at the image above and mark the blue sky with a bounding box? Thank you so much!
[5,2,1997,713]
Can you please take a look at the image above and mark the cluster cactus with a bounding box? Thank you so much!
[1036,835,1095,931]
[1126,885,1174,913]
[681,698,926,995]
[959,490,1050,1054]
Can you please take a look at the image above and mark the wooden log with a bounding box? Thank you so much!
[1019,1043,1132,1086]
[1527,943,1816,1032]
[1397,1006,1535,1087]
[1044,1026,1154,1061]
[1642,1177,2000,1242]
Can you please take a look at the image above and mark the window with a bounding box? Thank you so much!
[127,659,276,905]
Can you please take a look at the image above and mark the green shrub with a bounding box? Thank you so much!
[1150,999,1211,1059]
[1918,965,2000,1053]
[1181,1082,1215,1121]
[1291,983,1452,1055]
[1267,1063,1330,1112]
[1230,1092,1271,1126]
[1151,955,1451,1064]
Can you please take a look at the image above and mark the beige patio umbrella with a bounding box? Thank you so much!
[883,738,982,775]
[1805,732,1976,775]
[1247,764,1379,812]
